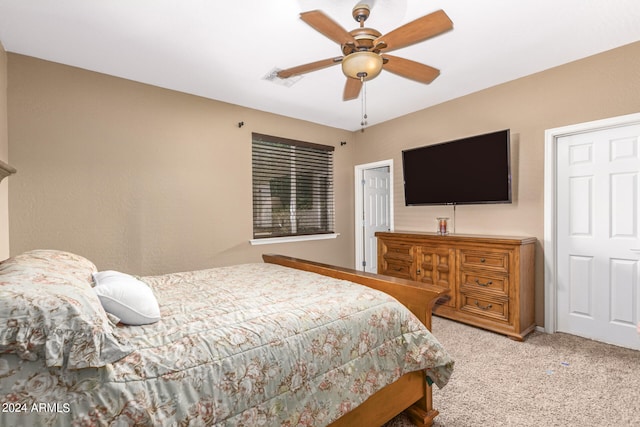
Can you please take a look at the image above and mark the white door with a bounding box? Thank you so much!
[556,123,640,350]
[362,166,390,273]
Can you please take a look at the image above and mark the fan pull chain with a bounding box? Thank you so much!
[360,75,368,132]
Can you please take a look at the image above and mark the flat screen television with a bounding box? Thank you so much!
[402,129,512,205]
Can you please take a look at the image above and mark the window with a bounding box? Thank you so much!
[252,133,335,240]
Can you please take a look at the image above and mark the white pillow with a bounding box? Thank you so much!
[92,270,161,325]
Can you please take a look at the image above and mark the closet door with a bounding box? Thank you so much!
[556,123,640,350]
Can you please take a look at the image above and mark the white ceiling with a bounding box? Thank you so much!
[0,0,639,131]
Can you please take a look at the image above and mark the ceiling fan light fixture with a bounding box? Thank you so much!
[341,51,383,81]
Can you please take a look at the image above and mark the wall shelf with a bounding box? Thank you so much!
[0,159,16,183]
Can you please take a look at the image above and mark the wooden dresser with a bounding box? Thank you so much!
[376,231,536,340]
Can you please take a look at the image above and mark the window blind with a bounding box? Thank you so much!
[252,133,335,239]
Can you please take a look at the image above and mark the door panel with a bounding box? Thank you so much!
[363,167,390,273]
[567,255,593,317]
[417,246,455,307]
[557,124,640,349]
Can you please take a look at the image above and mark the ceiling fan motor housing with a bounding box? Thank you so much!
[341,23,383,81]
[343,26,381,54]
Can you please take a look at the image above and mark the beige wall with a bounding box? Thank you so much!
[355,41,640,326]
[7,41,640,326]
[8,54,355,274]
[0,42,9,260]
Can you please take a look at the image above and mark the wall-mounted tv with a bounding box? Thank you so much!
[402,129,512,206]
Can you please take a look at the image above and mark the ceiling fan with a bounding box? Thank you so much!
[277,3,453,101]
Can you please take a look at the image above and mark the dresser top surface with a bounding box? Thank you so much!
[376,231,537,245]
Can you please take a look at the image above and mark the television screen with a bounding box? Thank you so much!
[402,129,511,205]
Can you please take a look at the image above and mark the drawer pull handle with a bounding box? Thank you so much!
[475,279,493,287]
[480,258,486,263]
[416,269,421,275]
[475,301,493,311]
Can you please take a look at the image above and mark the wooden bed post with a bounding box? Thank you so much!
[262,254,449,427]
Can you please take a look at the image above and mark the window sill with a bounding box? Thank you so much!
[250,233,340,246]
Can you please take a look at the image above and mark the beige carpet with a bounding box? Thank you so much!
[384,316,640,427]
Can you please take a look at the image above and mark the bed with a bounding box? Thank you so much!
[0,249,454,426]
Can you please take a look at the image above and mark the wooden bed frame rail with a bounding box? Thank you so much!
[262,254,449,427]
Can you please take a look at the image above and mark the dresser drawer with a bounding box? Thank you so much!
[380,260,413,280]
[459,271,508,295]
[459,249,509,273]
[381,240,414,261]
[459,293,509,323]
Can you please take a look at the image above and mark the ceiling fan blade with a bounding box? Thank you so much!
[382,54,440,84]
[300,10,357,46]
[375,9,453,52]
[343,77,362,101]
[277,57,343,78]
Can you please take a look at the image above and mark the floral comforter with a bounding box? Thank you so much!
[1,262,453,426]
